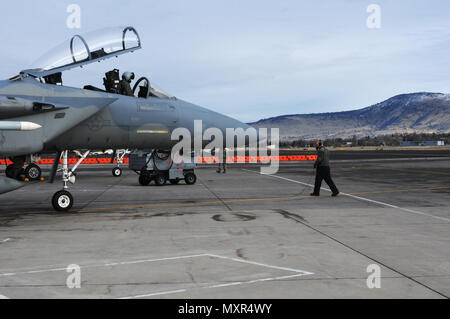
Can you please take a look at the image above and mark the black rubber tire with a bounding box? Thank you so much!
[184,173,197,185]
[170,179,180,185]
[139,174,151,186]
[5,165,24,180]
[5,165,14,179]
[52,190,74,212]
[154,174,167,186]
[112,167,122,177]
[24,164,42,181]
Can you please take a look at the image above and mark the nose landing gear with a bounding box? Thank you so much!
[111,149,127,177]
[51,150,90,212]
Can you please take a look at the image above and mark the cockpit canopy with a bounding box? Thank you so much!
[16,26,175,100]
[21,26,141,78]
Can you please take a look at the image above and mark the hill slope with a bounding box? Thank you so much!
[250,93,450,140]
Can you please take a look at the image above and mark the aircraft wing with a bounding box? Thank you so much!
[0,94,118,156]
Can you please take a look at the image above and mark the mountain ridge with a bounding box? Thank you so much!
[249,92,450,140]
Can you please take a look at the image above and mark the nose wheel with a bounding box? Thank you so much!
[112,167,122,177]
[52,190,74,212]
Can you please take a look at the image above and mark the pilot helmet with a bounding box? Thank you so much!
[122,72,135,82]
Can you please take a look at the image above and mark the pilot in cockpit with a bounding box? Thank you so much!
[118,71,135,97]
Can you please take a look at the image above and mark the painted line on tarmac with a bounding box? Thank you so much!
[117,273,309,299]
[79,195,312,212]
[0,253,312,278]
[117,289,187,299]
[242,169,450,222]
[208,254,313,275]
[115,254,312,299]
[74,185,450,214]
[104,254,210,267]
[0,254,209,277]
[0,253,313,299]
[350,185,450,195]
[5,185,450,216]
[204,273,307,289]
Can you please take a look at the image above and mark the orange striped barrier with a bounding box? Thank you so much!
[0,155,317,166]
[0,158,131,165]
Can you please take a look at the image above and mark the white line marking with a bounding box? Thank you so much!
[104,254,209,267]
[0,253,313,278]
[242,169,450,222]
[117,255,312,299]
[0,253,313,299]
[0,238,11,243]
[205,273,306,289]
[207,254,313,275]
[0,254,210,277]
[206,282,243,289]
[117,289,186,299]
[0,294,9,299]
[26,268,67,275]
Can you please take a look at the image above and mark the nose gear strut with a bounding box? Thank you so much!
[51,150,90,211]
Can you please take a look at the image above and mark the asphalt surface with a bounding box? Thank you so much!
[0,152,449,299]
[279,149,450,160]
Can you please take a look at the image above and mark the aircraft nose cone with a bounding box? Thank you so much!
[176,100,271,149]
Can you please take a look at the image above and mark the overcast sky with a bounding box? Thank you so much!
[1,0,449,122]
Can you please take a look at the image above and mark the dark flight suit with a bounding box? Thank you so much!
[118,79,134,97]
[312,146,339,195]
[216,149,227,173]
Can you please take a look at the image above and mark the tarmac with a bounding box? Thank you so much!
[0,151,449,299]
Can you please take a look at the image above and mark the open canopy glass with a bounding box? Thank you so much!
[21,26,141,77]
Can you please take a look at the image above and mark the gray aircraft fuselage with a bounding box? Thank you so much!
[0,26,262,209]
[0,77,252,157]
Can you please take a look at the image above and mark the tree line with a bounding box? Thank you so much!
[280,133,450,148]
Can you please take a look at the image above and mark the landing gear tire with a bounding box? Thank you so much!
[154,174,167,186]
[52,190,74,212]
[5,165,14,179]
[139,174,151,186]
[5,164,24,180]
[170,179,180,185]
[112,167,122,177]
[184,173,197,185]
[24,164,42,181]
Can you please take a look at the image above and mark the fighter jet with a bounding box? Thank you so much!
[0,26,256,211]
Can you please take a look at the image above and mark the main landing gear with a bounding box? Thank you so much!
[24,163,42,181]
[5,155,42,181]
[51,150,90,212]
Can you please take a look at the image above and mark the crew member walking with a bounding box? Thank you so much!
[311,141,339,197]
[216,148,227,174]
